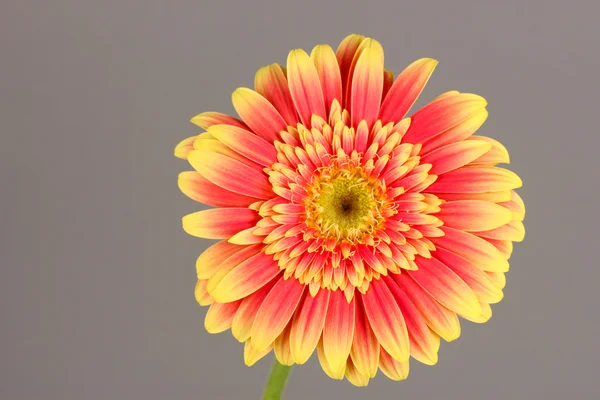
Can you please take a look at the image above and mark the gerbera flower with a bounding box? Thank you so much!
[175,34,525,387]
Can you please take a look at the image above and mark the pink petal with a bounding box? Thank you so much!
[379,58,438,124]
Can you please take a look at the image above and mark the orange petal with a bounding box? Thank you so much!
[421,140,492,175]
[336,34,366,106]
[174,135,197,160]
[420,110,488,154]
[228,227,264,245]
[209,124,277,167]
[403,93,487,145]
[382,69,394,100]
[436,190,512,203]
[433,247,503,304]
[287,49,326,126]
[178,171,257,208]
[231,278,277,342]
[379,58,438,124]
[427,166,522,193]
[182,208,260,240]
[210,252,281,303]
[273,323,294,366]
[323,290,356,376]
[431,226,510,272]
[204,300,241,334]
[486,271,507,289]
[232,87,287,142]
[462,300,492,324]
[196,241,245,280]
[345,357,370,386]
[192,137,261,171]
[350,296,379,377]
[206,244,263,293]
[244,341,273,366]
[251,277,305,351]
[254,64,299,126]
[190,111,247,130]
[486,238,513,259]
[317,336,345,379]
[194,279,213,306]
[499,190,526,221]
[474,220,525,242]
[344,38,384,112]
[392,273,461,342]
[290,289,330,364]
[407,256,481,318]
[310,44,343,115]
[437,200,513,232]
[379,347,410,380]
[362,280,409,362]
[468,135,510,164]
[350,43,384,128]
[384,276,440,365]
[188,150,273,199]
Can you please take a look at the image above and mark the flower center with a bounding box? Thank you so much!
[304,162,388,244]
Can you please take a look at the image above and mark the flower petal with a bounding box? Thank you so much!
[379,58,438,124]
[178,171,257,207]
[209,124,277,167]
[407,256,481,318]
[194,279,213,306]
[379,347,410,381]
[196,241,245,280]
[350,43,384,128]
[420,140,492,175]
[210,252,281,303]
[433,247,503,304]
[287,49,327,126]
[190,111,247,130]
[382,69,394,100]
[273,323,294,366]
[427,166,523,193]
[437,200,513,231]
[231,278,278,342]
[384,276,440,365]
[345,358,370,387]
[290,289,330,364]
[350,296,379,378]
[174,135,197,160]
[204,300,242,334]
[392,273,461,342]
[251,277,305,351]
[431,227,510,272]
[232,87,287,142]
[420,110,489,154]
[336,34,366,105]
[499,190,526,221]
[244,341,273,366]
[317,336,345,379]
[403,93,487,145]
[188,150,273,199]
[182,208,260,239]
[474,220,526,242]
[206,244,264,293]
[254,64,299,126]
[310,44,343,115]
[323,290,356,377]
[362,280,409,362]
[468,135,510,164]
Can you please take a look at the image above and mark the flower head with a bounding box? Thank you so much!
[176,34,525,386]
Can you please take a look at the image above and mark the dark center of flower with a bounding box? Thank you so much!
[304,162,388,243]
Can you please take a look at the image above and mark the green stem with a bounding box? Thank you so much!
[262,359,293,400]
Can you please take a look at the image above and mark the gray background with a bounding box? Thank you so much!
[1,0,598,399]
